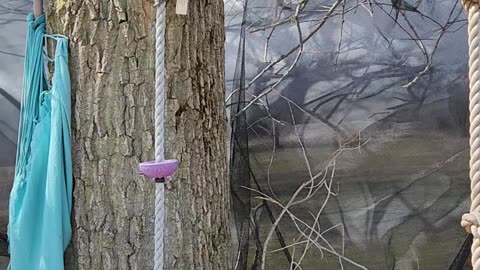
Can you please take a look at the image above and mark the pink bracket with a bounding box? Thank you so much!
[139,160,179,182]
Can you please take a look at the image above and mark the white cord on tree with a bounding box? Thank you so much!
[154,0,166,269]
[462,1,480,268]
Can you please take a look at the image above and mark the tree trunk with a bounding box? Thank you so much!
[164,1,231,269]
[46,0,229,269]
[46,1,157,269]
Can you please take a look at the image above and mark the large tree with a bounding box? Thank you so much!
[46,0,230,269]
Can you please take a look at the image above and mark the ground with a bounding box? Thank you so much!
[247,97,470,269]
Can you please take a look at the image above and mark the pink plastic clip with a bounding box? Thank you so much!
[139,159,179,180]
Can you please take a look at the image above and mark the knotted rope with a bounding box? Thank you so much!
[154,0,166,269]
[462,0,480,268]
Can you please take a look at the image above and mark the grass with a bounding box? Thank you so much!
[246,128,469,269]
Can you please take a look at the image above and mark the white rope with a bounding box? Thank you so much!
[154,0,166,269]
[462,1,480,268]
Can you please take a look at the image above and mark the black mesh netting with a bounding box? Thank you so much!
[228,1,292,268]
[226,0,474,269]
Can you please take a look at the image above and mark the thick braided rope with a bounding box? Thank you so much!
[154,0,166,269]
[462,1,480,269]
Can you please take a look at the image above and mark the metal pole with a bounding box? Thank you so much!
[33,0,43,19]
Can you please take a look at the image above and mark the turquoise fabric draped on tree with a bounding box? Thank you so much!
[8,13,72,270]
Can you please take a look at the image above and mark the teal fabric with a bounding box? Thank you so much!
[8,13,72,270]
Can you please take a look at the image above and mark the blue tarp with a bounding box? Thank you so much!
[8,13,72,270]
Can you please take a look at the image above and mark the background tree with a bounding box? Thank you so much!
[46,0,230,269]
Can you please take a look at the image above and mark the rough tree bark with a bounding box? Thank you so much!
[46,1,157,269]
[46,0,229,269]
[163,1,231,269]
